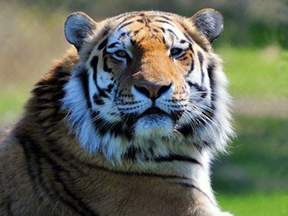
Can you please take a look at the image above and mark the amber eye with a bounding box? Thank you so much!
[113,50,129,59]
[170,48,184,58]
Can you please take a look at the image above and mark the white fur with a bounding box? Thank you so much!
[61,65,101,153]
[134,115,174,139]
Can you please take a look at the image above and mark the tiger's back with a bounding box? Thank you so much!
[0,10,233,216]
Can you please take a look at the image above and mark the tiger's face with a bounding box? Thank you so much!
[88,14,212,139]
[63,10,233,162]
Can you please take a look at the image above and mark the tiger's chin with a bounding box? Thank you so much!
[134,114,175,139]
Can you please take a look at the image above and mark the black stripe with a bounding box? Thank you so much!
[152,28,159,33]
[93,94,104,105]
[188,81,207,98]
[86,160,193,181]
[123,146,141,161]
[167,29,178,39]
[116,14,135,23]
[107,84,114,93]
[159,27,166,33]
[197,51,205,84]
[207,63,215,101]
[170,110,185,121]
[180,23,188,31]
[97,38,108,50]
[38,118,193,182]
[118,21,134,31]
[160,28,166,43]
[130,38,135,46]
[16,132,98,216]
[78,70,92,109]
[188,43,194,54]
[158,15,172,21]
[188,56,194,75]
[154,20,174,27]
[118,32,127,40]
[184,33,193,43]
[115,13,130,21]
[91,56,99,75]
[154,154,202,166]
[198,51,203,65]
[136,19,144,23]
[107,42,120,49]
[91,111,124,137]
[162,35,166,44]
[91,56,108,98]
[174,182,216,206]
[45,156,99,216]
[178,124,194,137]
[41,139,84,175]
[18,131,41,195]
[4,196,14,216]
[47,129,194,183]
[18,134,88,216]
[133,28,143,36]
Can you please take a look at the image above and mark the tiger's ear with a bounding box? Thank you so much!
[64,12,97,50]
[190,9,224,42]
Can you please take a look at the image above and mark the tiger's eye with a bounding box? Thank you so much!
[114,50,129,58]
[170,48,183,57]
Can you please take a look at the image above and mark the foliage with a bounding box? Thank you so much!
[216,46,288,97]
[218,192,288,216]
[213,115,288,193]
[213,115,288,215]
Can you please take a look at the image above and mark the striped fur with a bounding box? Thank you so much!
[0,10,233,216]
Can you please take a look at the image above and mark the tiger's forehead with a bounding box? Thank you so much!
[108,12,188,46]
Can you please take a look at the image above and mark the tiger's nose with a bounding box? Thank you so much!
[134,82,172,100]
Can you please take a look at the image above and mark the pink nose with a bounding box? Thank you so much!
[134,82,171,100]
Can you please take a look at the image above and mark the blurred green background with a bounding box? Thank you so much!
[0,0,287,215]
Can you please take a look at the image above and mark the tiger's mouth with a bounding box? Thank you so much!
[137,106,184,122]
[139,107,169,118]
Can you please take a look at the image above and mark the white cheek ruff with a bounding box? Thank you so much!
[61,65,102,153]
[182,53,234,153]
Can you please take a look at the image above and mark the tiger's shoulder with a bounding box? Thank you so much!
[0,48,80,215]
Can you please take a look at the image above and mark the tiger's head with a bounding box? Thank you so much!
[62,10,233,162]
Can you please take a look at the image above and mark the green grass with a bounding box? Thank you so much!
[0,90,29,124]
[218,192,288,216]
[213,115,288,216]
[216,46,288,97]
[213,116,288,193]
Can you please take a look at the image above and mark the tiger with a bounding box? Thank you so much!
[0,9,234,216]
